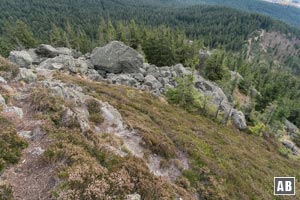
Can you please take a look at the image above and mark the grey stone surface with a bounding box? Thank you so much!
[125,194,141,200]
[0,76,7,84]
[2,106,24,119]
[91,41,143,74]
[144,75,163,90]
[285,120,299,135]
[18,131,33,139]
[19,68,37,83]
[35,44,58,58]
[9,50,33,67]
[231,109,247,131]
[0,94,6,107]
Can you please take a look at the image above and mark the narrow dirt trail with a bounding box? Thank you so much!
[1,85,57,200]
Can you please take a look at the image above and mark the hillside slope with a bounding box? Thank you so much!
[1,42,300,199]
[189,0,300,27]
[1,0,299,54]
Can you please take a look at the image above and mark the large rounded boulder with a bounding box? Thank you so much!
[91,41,143,74]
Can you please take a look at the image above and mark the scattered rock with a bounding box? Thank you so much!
[27,49,45,64]
[231,109,247,131]
[61,108,79,128]
[35,44,58,58]
[2,106,24,119]
[56,47,82,58]
[0,76,7,84]
[1,84,15,95]
[31,147,45,156]
[70,58,90,74]
[173,64,191,76]
[285,120,299,135]
[194,74,231,113]
[132,73,145,82]
[281,141,298,155]
[38,55,89,74]
[38,55,74,70]
[0,94,6,107]
[91,41,144,74]
[282,141,294,150]
[9,50,33,67]
[144,75,162,90]
[87,69,104,81]
[125,194,141,200]
[19,68,37,83]
[18,131,33,139]
[107,74,138,87]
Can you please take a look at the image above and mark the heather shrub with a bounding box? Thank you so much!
[0,115,27,172]
[85,99,104,125]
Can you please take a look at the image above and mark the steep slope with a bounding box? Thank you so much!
[1,43,300,199]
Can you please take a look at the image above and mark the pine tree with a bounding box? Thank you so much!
[97,17,106,46]
[106,19,116,43]
[129,20,140,49]
[65,21,77,49]
[50,24,67,47]
[116,21,128,44]
[4,20,38,49]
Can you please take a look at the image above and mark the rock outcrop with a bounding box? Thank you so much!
[9,50,33,68]
[7,41,247,130]
[35,44,59,58]
[18,68,37,83]
[231,109,247,131]
[285,120,299,135]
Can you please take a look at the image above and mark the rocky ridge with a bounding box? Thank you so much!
[2,42,300,199]
[8,41,247,130]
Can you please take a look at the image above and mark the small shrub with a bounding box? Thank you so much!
[0,182,14,200]
[0,116,27,172]
[30,87,64,113]
[278,147,289,158]
[85,99,104,125]
[166,75,203,112]
[248,122,266,136]
[203,51,229,81]
[176,176,191,189]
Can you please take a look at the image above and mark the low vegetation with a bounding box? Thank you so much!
[0,182,14,200]
[0,55,19,80]
[166,74,203,112]
[85,99,104,125]
[43,126,192,199]
[53,73,300,199]
[29,86,65,125]
[0,115,27,173]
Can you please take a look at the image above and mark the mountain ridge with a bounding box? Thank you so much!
[1,41,300,199]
